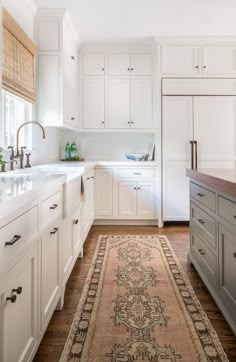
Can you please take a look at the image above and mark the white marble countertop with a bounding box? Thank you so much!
[0,160,158,222]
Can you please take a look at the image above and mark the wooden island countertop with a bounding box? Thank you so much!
[186,168,236,198]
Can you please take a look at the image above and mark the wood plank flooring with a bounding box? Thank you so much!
[34,226,236,361]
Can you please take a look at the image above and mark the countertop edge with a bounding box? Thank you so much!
[186,169,236,198]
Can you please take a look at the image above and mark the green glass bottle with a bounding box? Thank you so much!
[65,142,70,160]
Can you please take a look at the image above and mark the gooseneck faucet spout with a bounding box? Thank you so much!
[16,121,46,157]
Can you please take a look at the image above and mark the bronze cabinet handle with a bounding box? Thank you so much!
[190,141,194,169]
[194,140,197,170]
[198,248,206,255]
[50,228,59,235]
[5,235,21,247]
[233,252,236,258]
[50,204,58,210]
[73,219,79,225]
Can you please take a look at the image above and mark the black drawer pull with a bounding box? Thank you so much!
[233,252,236,258]
[134,187,137,190]
[5,235,21,247]
[137,187,141,190]
[50,204,58,210]
[87,177,90,180]
[198,219,205,224]
[234,216,236,219]
[198,248,206,255]
[73,219,79,225]
[50,228,59,235]
[6,295,17,303]
[197,193,204,197]
[12,287,22,295]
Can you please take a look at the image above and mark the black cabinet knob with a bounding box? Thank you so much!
[50,204,58,210]
[12,287,22,295]
[73,219,79,225]
[6,295,17,303]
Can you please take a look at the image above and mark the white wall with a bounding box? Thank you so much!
[2,0,61,165]
[60,131,155,161]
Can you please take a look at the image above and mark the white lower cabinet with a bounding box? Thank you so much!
[119,181,137,217]
[72,208,82,257]
[40,222,61,332]
[119,181,155,218]
[82,171,95,240]
[95,168,113,217]
[0,243,38,362]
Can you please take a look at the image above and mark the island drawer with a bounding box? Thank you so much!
[190,202,217,250]
[41,191,62,228]
[118,168,155,179]
[219,196,236,229]
[190,230,216,287]
[0,206,39,277]
[190,182,216,212]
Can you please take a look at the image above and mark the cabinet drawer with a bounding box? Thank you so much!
[190,202,216,249]
[190,182,216,212]
[0,206,38,276]
[190,231,216,287]
[41,191,61,228]
[118,168,155,179]
[219,196,236,229]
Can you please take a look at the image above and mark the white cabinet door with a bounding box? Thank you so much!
[108,53,130,76]
[202,46,236,75]
[0,244,38,362]
[163,96,193,221]
[119,182,137,217]
[62,218,73,283]
[72,208,81,257]
[131,79,153,129]
[83,79,105,129]
[83,53,105,76]
[89,176,95,223]
[38,55,60,126]
[41,225,60,330]
[137,182,155,218]
[131,54,153,76]
[63,48,79,129]
[95,169,113,217]
[109,79,130,129]
[194,96,236,168]
[161,45,199,76]
[82,178,91,238]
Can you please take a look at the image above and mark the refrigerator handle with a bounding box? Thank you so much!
[190,141,194,169]
[194,140,198,170]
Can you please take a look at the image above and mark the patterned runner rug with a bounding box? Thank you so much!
[60,235,228,362]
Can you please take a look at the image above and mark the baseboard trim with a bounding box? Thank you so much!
[164,221,190,226]
[93,219,159,226]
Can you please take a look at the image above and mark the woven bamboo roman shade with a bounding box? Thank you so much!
[2,8,37,103]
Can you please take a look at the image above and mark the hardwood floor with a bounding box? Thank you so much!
[34,226,236,361]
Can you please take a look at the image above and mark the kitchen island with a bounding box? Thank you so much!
[186,168,236,335]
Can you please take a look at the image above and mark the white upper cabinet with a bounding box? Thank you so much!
[36,9,80,130]
[161,45,199,76]
[161,42,236,77]
[108,79,130,129]
[108,53,153,76]
[131,79,153,129]
[83,79,105,129]
[202,46,236,75]
[108,54,131,76]
[131,54,153,76]
[83,53,105,76]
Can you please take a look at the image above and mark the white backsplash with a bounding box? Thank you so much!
[60,131,155,161]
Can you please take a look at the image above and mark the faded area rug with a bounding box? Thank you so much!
[60,235,228,362]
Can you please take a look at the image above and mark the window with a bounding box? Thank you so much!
[1,90,32,149]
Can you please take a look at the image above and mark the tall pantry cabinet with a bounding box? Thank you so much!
[35,9,80,130]
[162,79,236,221]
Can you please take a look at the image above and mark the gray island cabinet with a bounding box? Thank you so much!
[186,168,236,335]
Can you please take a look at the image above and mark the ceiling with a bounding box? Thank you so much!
[34,0,236,44]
